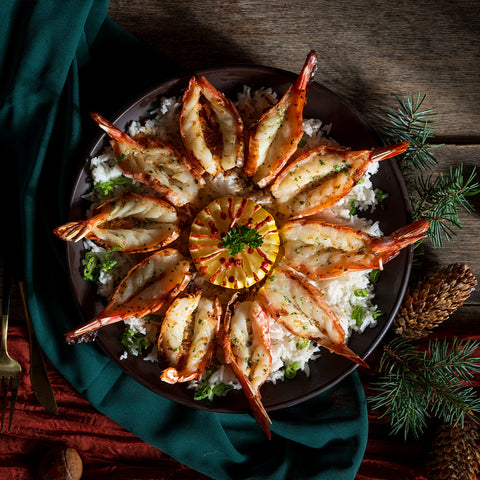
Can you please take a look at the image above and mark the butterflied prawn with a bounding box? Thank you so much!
[65,249,193,343]
[53,192,180,254]
[270,141,409,218]
[281,219,430,279]
[223,294,272,439]
[159,290,222,383]
[257,268,367,367]
[245,50,317,188]
[179,75,244,176]
[91,113,205,206]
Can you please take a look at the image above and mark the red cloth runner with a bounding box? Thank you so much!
[2,325,478,479]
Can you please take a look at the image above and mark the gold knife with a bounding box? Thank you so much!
[19,281,58,415]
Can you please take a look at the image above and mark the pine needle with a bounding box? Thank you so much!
[381,93,480,247]
[368,337,480,440]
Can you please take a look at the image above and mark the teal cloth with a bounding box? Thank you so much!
[1,1,368,478]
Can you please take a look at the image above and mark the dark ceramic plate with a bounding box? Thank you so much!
[66,65,412,413]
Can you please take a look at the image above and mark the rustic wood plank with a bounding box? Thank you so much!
[409,145,480,304]
[108,0,480,139]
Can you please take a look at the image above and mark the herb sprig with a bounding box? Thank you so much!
[221,224,263,255]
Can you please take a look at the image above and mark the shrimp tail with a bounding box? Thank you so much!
[160,367,198,384]
[53,221,93,242]
[370,141,409,163]
[294,50,318,92]
[65,314,123,344]
[390,219,430,243]
[90,112,141,149]
[371,219,430,266]
[230,360,272,439]
[324,343,369,368]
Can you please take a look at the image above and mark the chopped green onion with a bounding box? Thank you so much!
[81,252,100,282]
[375,189,389,203]
[354,288,368,297]
[120,328,152,355]
[211,383,234,397]
[94,176,132,196]
[285,361,302,379]
[369,269,381,283]
[298,138,307,148]
[352,305,364,326]
[296,338,309,349]
[100,251,117,273]
[349,199,357,216]
[372,309,384,319]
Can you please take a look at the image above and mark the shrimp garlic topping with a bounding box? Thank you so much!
[56,50,429,438]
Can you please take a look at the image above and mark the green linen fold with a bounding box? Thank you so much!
[0,1,368,478]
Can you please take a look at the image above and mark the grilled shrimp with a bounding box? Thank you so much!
[65,249,193,343]
[223,295,272,438]
[257,268,367,366]
[159,291,222,383]
[90,113,205,206]
[53,192,180,254]
[270,142,409,218]
[245,51,318,188]
[281,219,430,279]
[179,76,244,176]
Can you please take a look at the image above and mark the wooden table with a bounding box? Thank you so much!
[3,0,479,478]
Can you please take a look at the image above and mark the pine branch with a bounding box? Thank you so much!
[383,93,440,175]
[368,337,480,440]
[381,93,480,247]
[411,165,480,246]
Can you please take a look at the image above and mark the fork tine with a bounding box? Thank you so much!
[1,376,7,432]
[8,375,20,432]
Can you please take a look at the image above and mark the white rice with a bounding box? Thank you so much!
[85,86,383,392]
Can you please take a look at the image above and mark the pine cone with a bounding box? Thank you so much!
[427,420,480,480]
[394,263,477,340]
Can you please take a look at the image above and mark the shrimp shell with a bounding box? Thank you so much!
[257,268,367,367]
[179,75,244,176]
[159,291,222,383]
[53,192,180,254]
[271,142,409,218]
[223,294,272,439]
[90,113,205,206]
[245,50,318,188]
[281,219,430,279]
[65,249,193,343]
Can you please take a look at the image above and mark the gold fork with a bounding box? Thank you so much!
[1,268,22,432]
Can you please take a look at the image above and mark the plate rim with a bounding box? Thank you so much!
[65,63,413,413]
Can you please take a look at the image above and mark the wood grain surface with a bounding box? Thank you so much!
[3,0,479,478]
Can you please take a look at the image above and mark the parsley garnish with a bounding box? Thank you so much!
[220,224,263,255]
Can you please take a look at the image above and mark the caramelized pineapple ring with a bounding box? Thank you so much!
[189,197,280,289]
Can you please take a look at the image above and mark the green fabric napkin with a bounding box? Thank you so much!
[1,1,368,478]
